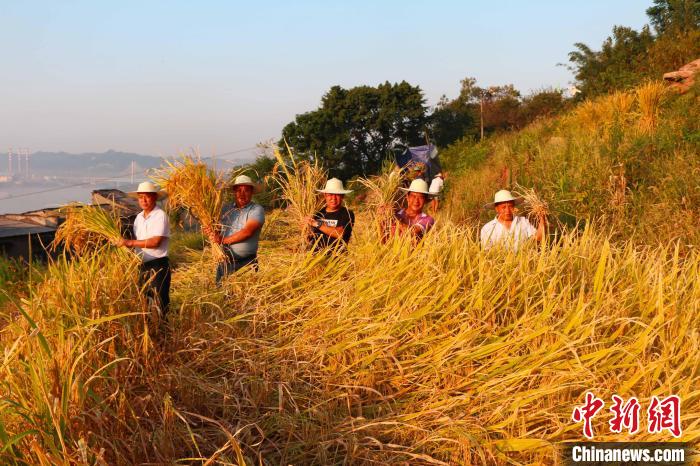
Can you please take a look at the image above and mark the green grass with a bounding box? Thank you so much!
[168,230,206,267]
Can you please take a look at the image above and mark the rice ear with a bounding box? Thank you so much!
[150,152,227,261]
[54,203,136,260]
[270,145,326,249]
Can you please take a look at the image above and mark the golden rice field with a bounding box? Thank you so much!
[1,208,699,464]
[1,80,699,464]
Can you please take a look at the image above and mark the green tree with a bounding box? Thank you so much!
[647,0,700,34]
[518,88,568,124]
[568,0,700,97]
[568,25,655,96]
[429,94,477,147]
[280,81,427,179]
[429,78,528,146]
[480,84,522,132]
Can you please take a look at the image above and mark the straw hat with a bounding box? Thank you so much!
[483,189,523,209]
[400,178,433,196]
[317,178,353,195]
[128,181,166,199]
[230,174,262,193]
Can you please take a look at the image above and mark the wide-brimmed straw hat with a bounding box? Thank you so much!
[399,178,434,196]
[230,174,262,193]
[128,181,166,199]
[483,189,523,209]
[317,178,352,195]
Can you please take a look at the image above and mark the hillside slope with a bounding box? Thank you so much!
[440,79,700,246]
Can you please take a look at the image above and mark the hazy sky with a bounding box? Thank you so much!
[0,1,650,160]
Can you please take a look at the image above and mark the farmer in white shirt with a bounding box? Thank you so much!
[480,189,545,251]
[115,181,171,316]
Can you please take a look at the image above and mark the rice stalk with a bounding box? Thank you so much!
[150,154,226,261]
[636,80,667,134]
[54,203,135,260]
[600,91,635,119]
[270,144,325,249]
[513,184,561,231]
[355,159,404,208]
[571,99,599,133]
[355,159,404,237]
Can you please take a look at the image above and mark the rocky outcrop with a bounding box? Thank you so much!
[663,58,700,93]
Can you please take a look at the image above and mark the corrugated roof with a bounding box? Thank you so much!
[0,217,56,238]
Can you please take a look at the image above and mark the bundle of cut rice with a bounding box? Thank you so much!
[355,159,404,236]
[150,155,226,261]
[270,145,325,248]
[54,203,135,260]
[513,184,556,230]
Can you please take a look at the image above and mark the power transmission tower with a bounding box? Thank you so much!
[23,148,30,179]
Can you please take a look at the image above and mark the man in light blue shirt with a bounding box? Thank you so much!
[204,175,265,283]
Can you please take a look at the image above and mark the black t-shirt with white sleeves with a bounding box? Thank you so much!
[311,206,355,250]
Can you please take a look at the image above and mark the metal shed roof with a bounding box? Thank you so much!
[0,217,56,238]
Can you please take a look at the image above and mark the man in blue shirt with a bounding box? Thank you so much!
[204,175,265,283]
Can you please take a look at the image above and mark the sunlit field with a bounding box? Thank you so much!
[1,208,699,464]
[1,79,699,464]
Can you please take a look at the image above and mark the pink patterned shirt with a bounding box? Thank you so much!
[395,209,435,239]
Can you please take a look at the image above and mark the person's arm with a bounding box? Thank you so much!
[118,211,168,248]
[305,216,344,239]
[408,216,434,239]
[119,236,165,249]
[534,214,546,242]
[395,220,410,235]
[218,219,262,245]
[480,224,492,249]
[430,197,439,214]
[317,222,344,239]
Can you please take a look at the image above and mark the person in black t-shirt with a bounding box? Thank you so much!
[305,178,355,252]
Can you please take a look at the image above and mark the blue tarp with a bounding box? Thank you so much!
[395,144,442,182]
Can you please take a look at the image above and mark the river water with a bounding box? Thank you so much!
[0,179,146,214]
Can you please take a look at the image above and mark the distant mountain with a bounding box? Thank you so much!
[0,150,163,178]
[0,149,256,178]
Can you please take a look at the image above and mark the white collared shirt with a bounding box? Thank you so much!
[133,206,170,262]
[480,215,536,251]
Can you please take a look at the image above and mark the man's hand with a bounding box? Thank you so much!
[203,225,222,244]
[209,232,223,244]
[113,237,127,247]
[303,216,318,229]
